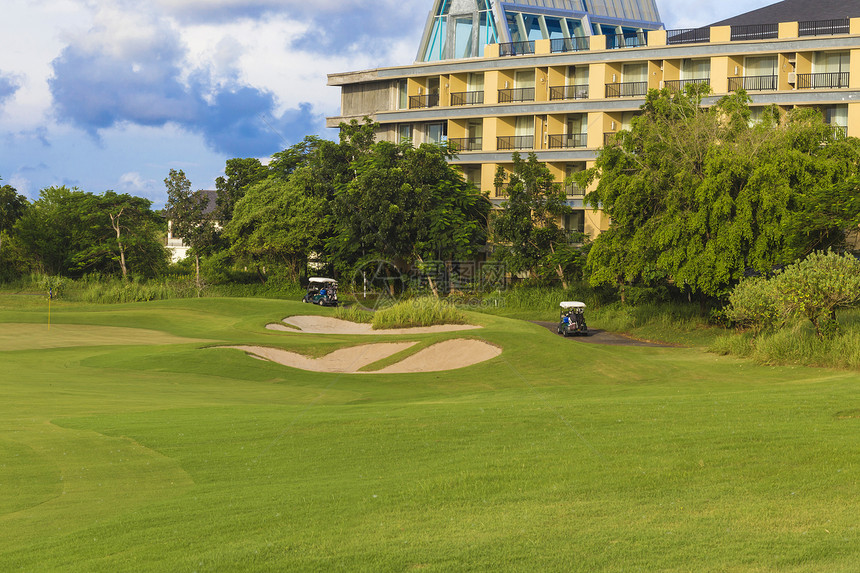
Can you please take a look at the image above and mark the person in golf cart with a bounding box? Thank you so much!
[557,301,588,337]
[302,277,339,307]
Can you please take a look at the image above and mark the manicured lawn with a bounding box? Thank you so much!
[0,296,857,571]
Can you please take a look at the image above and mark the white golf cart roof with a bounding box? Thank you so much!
[560,301,586,309]
[308,277,337,284]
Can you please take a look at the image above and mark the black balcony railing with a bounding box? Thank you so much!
[728,75,777,91]
[499,41,535,56]
[549,85,589,100]
[497,135,534,150]
[498,87,535,103]
[605,81,648,98]
[799,18,850,37]
[664,78,711,92]
[408,94,439,109]
[666,27,711,45]
[796,72,850,89]
[450,91,484,106]
[550,37,589,53]
[494,184,511,198]
[608,33,646,49]
[547,133,588,149]
[564,182,586,197]
[448,137,483,152]
[730,23,778,41]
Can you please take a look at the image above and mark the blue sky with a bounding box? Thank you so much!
[0,0,772,206]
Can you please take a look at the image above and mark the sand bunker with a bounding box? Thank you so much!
[374,339,502,374]
[221,342,416,373]
[266,315,482,335]
[220,338,500,373]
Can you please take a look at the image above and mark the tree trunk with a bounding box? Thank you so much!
[109,210,128,280]
[549,243,568,289]
[117,240,127,280]
[415,254,439,299]
[195,254,201,297]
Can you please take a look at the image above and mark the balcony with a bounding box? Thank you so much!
[728,75,777,91]
[450,91,484,106]
[666,27,710,45]
[664,78,710,92]
[499,41,535,56]
[550,37,589,53]
[448,137,483,152]
[547,133,588,149]
[498,87,535,103]
[408,94,439,109]
[497,135,534,151]
[730,23,778,41]
[563,182,586,197]
[608,33,646,49]
[830,125,848,139]
[549,85,589,100]
[796,72,850,89]
[605,81,647,98]
[799,18,850,37]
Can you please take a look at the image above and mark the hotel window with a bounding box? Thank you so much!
[427,122,447,144]
[398,80,408,110]
[681,59,710,80]
[398,124,413,143]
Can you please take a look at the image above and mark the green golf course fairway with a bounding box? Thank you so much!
[0,297,857,571]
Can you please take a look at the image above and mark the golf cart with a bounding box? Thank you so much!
[557,301,588,337]
[302,277,338,307]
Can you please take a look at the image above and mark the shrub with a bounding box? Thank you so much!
[775,251,860,337]
[724,275,785,333]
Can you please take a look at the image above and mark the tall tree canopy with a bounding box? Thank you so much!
[0,179,28,258]
[330,139,491,273]
[581,87,860,299]
[15,186,166,277]
[214,158,269,223]
[164,169,219,290]
[492,152,586,287]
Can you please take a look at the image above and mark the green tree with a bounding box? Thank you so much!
[225,178,329,282]
[330,140,491,291]
[214,158,269,224]
[492,152,585,287]
[581,87,860,301]
[15,187,166,277]
[164,169,217,293]
[0,178,28,262]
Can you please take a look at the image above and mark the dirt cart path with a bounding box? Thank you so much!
[531,321,679,348]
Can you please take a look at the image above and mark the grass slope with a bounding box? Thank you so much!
[0,296,858,571]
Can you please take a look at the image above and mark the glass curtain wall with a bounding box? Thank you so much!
[423,0,497,61]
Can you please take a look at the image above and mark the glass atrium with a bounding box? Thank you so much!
[419,0,664,62]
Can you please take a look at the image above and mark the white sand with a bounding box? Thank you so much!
[220,338,501,373]
[374,339,502,374]
[266,315,482,335]
[221,342,416,373]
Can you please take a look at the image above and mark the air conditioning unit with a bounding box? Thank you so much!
[787,72,796,84]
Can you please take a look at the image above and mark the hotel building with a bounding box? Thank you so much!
[327,0,860,238]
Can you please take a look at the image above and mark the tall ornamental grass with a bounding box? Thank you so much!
[371,297,467,329]
[711,311,860,369]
